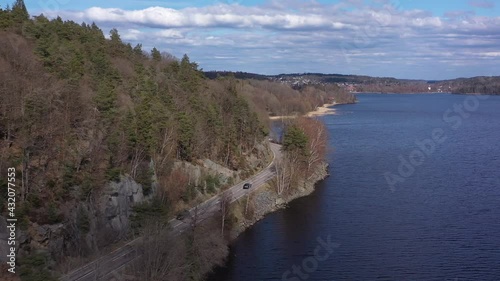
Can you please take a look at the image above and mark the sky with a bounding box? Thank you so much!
[10,0,500,79]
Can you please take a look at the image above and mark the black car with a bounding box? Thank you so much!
[176,210,190,220]
[243,183,252,189]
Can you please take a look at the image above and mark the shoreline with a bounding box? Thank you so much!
[205,117,333,279]
[205,162,329,280]
[353,91,493,95]
[205,114,334,279]
[228,162,329,240]
[269,102,338,120]
[306,102,338,117]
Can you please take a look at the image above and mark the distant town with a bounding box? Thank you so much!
[205,71,500,95]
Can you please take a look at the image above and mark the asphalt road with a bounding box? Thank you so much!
[60,142,282,281]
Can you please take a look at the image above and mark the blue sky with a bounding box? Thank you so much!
[19,0,499,16]
[8,0,500,79]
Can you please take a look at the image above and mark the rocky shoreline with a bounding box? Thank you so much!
[202,161,329,280]
[229,161,329,240]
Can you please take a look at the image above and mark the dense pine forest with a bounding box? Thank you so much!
[0,1,354,280]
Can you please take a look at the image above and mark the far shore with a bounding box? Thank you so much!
[269,102,338,120]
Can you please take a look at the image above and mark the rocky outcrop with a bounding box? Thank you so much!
[15,175,152,262]
[98,175,151,236]
[23,223,65,259]
[202,159,237,183]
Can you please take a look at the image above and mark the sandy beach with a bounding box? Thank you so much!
[269,102,338,120]
[305,102,338,117]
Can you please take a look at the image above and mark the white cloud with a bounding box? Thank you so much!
[482,52,500,57]
[121,29,142,40]
[155,29,183,39]
[42,1,500,79]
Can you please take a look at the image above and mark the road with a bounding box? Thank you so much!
[60,142,282,281]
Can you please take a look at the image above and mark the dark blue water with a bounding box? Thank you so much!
[208,94,500,281]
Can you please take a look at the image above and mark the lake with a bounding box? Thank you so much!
[207,94,500,281]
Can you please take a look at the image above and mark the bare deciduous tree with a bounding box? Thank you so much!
[132,221,187,281]
[275,156,292,195]
[220,190,232,236]
[154,126,176,172]
[130,146,145,179]
[298,117,328,181]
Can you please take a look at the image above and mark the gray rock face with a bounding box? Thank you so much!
[12,175,152,263]
[36,224,49,243]
[98,175,149,236]
[202,159,234,178]
[48,224,64,259]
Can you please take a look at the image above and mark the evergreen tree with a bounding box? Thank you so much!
[109,28,121,43]
[133,43,143,57]
[94,80,117,121]
[11,0,29,24]
[179,54,202,92]
[177,112,195,160]
[283,125,308,154]
[109,28,123,55]
[151,47,161,62]
[0,5,13,29]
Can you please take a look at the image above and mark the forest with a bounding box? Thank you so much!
[0,1,354,280]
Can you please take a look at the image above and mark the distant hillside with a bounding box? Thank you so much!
[434,76,500,95]
[203,71,357,107]
[203,71,269,80]
[204,71,500,95]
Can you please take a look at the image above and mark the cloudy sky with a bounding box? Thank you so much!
[17,0,500,80]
